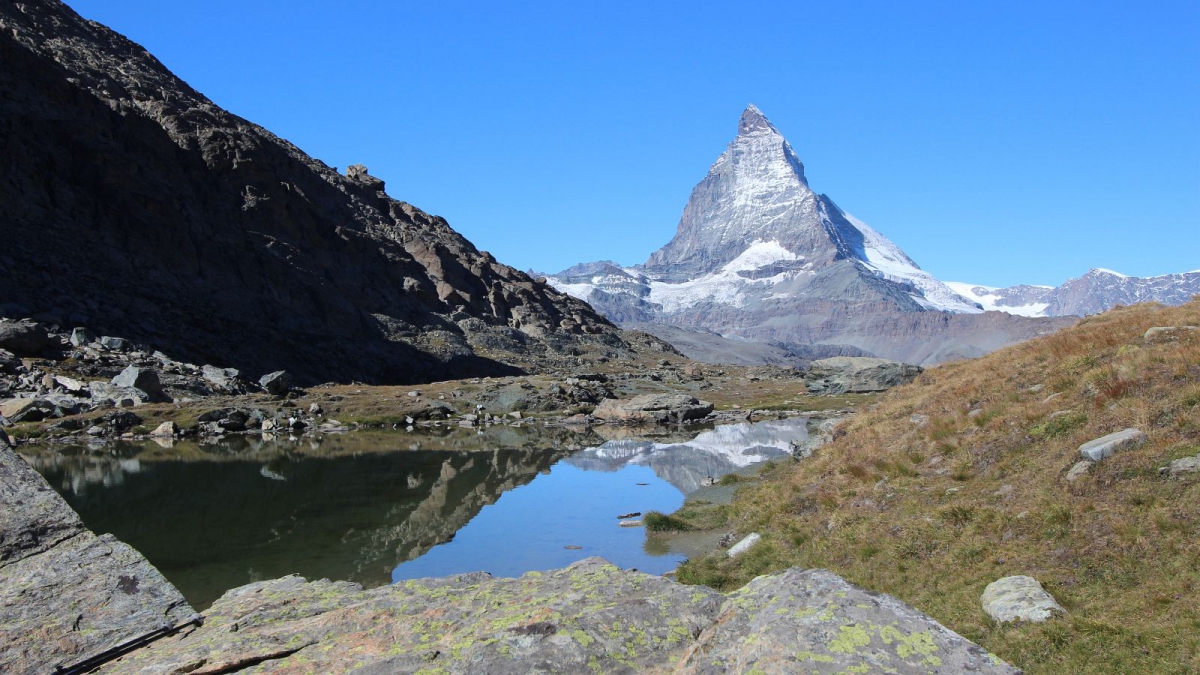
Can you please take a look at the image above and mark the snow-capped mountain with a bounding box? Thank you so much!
[640,104,980,313]
[545,105,1069,365]
[948,268,1200,318]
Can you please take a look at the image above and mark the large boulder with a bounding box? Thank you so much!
[111,366,169,402]
[68,327,96,347]
[680,568,1018,673]
[0,320,49,357]
[259,370,292,396]
[1078,428,1147,462]
[0,349,21,375]
[981,576,1065,623]
[104,558,1016,674]
[201,364,244,392]
[593,394,714,425]
[0,447,195,672]
[804,357,923,395]
[0,398,56,423]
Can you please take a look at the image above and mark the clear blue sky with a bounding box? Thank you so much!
[69,0,1199,287]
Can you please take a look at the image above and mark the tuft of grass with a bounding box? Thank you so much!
[1031,412,1087,439]
[642,511,694,532]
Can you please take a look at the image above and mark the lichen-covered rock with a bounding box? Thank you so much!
[677,568,1017,673]
[981,575,1064,624]
[106,558,725,674]
[1143,325,1198,343]
[593,394,714,425]
[101,559,1015,674]
[805,357,923,395]
[1065,460,1094,482]
[0,447,195,673]
[1160,454,1200,478]
[1078,428,1147,462]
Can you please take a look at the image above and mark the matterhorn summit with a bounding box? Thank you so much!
[644,104,978,313]
[546,105,1070,365]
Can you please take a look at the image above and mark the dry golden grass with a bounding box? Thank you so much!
[677,300,1200,673]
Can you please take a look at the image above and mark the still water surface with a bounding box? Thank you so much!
[28,418,807,609]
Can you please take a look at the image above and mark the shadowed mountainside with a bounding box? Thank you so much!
[0,0,654,385]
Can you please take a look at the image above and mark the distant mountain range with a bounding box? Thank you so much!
[542,105,1078,366]
[947,268,1200,318]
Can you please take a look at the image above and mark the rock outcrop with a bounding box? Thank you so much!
[0,447,195,673]
[98,558,1015,674]
[804,356,923,395]
[0,0,646,386]
[593,394,714,425]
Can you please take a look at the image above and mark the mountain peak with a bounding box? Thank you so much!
[738,103,777,136]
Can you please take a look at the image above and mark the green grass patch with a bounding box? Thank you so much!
[642,511,694,532]
[1031,412,1087,439]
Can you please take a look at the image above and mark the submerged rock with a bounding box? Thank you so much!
[804,357,923,395]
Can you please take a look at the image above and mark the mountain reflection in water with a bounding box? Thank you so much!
[566,418,807,493]
[26,418,808,609]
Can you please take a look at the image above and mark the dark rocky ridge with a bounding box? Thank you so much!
[0,0,648,386]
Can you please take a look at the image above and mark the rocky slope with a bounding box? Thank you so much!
[0,0,654,386]
[949,267,1200,318]
[667,299,1200,672]
[546,105,1072,365]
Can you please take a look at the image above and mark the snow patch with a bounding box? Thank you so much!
[646,240,805,312]
[840,211,983,313]
[944,281,1050,317]
[547,280,597,300]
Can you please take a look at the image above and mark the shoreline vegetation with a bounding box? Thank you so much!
[655,299,1200,673]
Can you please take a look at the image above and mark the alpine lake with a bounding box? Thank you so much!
[26,418,811,609]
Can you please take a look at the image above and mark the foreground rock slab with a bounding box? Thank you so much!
[102,558,1015,674]
[0,448,195,673]
[981,575,1065,624]
[805,356,923,395]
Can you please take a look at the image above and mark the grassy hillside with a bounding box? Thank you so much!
[675,300,1200,673]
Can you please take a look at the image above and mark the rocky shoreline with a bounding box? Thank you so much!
[1,441,1016,673]
[2,317,885,452]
